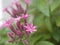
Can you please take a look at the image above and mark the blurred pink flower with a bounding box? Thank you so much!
[14,16,21,21]
[21,14,28,25]
[24,24,36,33]
[12,0,24,13]
[0,19,13,29]
[22,14,28,19]
[8,32,14,39]
[16,30,21,36]
[25,0,31,5]
[22,39,30,45]
[3,0,24,18]
[3,7,13,15]
[2,0,37,44]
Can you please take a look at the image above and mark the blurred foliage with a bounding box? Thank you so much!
[0,0,60,45]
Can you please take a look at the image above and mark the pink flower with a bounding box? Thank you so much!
[24,24,37,33]
[11,7,18,18]
[3,7,12,15]
[2,0,36,44]
[16,30,21,36]
[11,0,24,17]
[9,24,17,35]
[12,0,24,12]
[25,0,31,5]
[2,19,17,35]
[21,14,28,25]
[22,39,30,45]
[3,7,8,12]
[0,19,13,29]
[3,0,24,18]
[21,14,28,19]
[8,32,14,39]
[4,18,13,26]
[14,16,22,21]
[16,21,23,31]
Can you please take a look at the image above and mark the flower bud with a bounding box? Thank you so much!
[8,32,14,39]
[25,0,31,5]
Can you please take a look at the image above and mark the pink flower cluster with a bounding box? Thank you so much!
[1,0,37,44]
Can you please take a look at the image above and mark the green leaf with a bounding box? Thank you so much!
[55,15,60,27]
[29,31,42,45]
[6,43,16,45]
[33,14,45,28]
[52,28,60,42]
[37,0,50,17]
[45,17,53,32]
[19,41,24,45]
[36,41,54,45]
[51,0,60,12]
[52,6,60,27]
[29,30,51,45]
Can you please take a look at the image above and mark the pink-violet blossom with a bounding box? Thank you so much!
[24,24,36,33]
[25,0,31,5]
[2,0,36,45]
